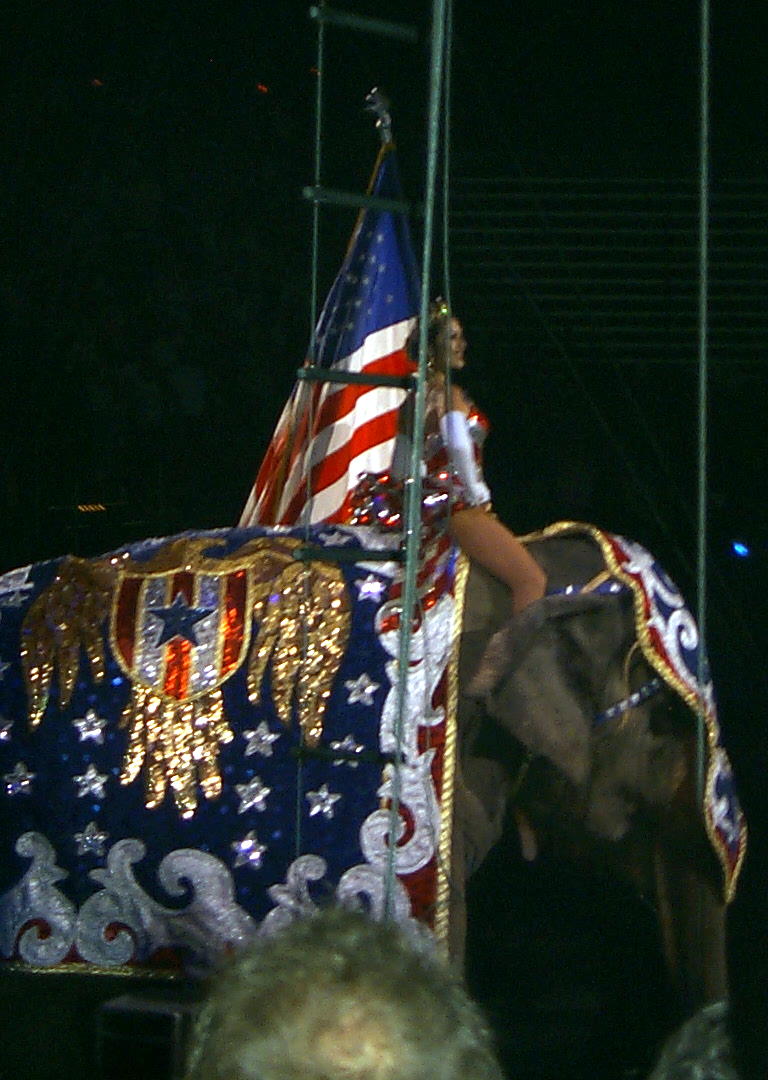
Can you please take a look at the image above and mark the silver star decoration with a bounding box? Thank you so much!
[0,717,12,742]
[231,830,267,869]
[0,590,30,608]
[4,761,35,796]
[344,673,380,706]
[236,775,271,814]
[0,567,34,608]
[0,660,10,681]
[242,721,280,758]
[320,529,353,546]
[306,783,341,820]
[72,708,108,745]
[355,574,386,602]
[74,820,109,857]
[330,734,364,768]
[73,763,108,800]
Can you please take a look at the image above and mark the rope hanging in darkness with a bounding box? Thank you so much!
[695,0,710,813]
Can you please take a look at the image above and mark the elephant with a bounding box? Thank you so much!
[451,521,745,1009]
[0,522,745,1013]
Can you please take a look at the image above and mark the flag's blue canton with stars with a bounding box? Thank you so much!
[312,147,419,368]
[239,145,421,527]
[0,526,422,973]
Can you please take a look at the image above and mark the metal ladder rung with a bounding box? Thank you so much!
[309,6,419,43]
[291,743,399,765]
[297,368,415,389]
[302,185,411,216]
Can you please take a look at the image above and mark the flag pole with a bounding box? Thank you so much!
[364,87,393,146]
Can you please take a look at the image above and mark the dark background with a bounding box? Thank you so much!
[2,1,767,1076]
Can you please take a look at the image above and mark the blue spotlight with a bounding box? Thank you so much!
[731,540,751,558]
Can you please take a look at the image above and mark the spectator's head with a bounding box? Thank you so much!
[185,907,503,1080]
[648,1001,739,1080]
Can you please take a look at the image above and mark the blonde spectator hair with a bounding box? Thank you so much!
[647,1002,739,1080]
[185,907,503,1080]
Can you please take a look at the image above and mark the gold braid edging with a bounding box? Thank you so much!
[523,520,746,902]
[433,550,468,952]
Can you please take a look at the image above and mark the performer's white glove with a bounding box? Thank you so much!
[440,410,491,507]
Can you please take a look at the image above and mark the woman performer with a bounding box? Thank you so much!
[417,301,545,861]
[350,300,546,613]
[413,301,545,614]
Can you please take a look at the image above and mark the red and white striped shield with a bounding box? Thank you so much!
[110,566,252,702]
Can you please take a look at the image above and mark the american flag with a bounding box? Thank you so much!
[239,145,420,527]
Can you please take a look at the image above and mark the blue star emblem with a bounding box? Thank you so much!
[148,593,213,647]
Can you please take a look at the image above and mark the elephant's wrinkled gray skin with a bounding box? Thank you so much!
[451,533,726,1006]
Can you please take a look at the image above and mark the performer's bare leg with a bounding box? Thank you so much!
[448,507,546,614]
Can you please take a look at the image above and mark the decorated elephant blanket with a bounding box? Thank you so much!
[536,521,746,901]
[0,526,464,973]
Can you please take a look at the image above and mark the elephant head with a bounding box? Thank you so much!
[459,545,689,848]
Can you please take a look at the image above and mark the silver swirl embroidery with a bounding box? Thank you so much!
[336,864,413,921]
[258,855,327,936]
[359,751,440,876]
[77,839,257,968]
[618,538,684,610]
[0,833,76,966]
[707,749,740,848]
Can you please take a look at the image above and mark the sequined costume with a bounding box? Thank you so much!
[423,383,491,511]
[347,382,492,529]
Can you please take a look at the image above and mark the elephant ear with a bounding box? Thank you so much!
[468,592,625,787]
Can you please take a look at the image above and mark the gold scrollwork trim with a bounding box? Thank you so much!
[0,960,184,980]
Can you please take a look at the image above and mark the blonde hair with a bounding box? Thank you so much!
[185,908,503,1080]
[647,1002,738,1080]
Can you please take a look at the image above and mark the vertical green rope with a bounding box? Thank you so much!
[294,2,327,862]
[696,0,710,811]
[310,5,325,347]
[440,0,455,489]
[441,0,453,313]
[385,0,449,917]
